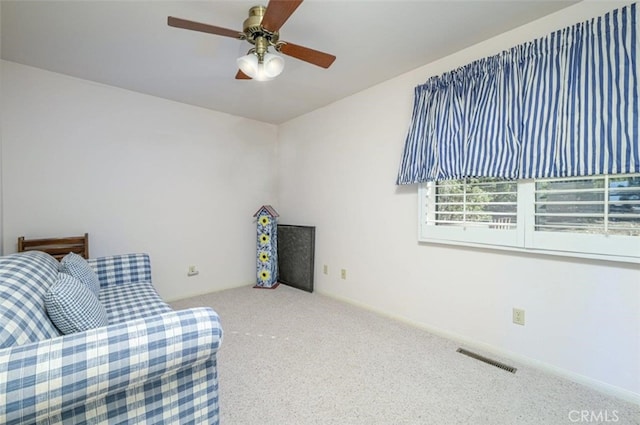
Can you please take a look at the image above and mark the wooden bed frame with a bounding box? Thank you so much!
[17,233,89,260]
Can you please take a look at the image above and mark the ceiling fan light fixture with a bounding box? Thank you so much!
[237,53,259,76]
[169,1,336,82]
[262,52,285,78]
[237,51,284,81]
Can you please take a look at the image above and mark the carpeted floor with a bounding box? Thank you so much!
[171,285,640,425]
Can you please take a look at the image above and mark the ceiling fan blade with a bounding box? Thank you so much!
[167,16,242,39]
[278,42,336,69]
[261,0,303,33]
[236,70,252,80]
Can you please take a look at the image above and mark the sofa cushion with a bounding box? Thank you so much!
[0,251,62,348]
[100,281,172,324]
[45,273,108,334]
[60,252,100,295]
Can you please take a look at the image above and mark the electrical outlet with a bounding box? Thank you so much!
[187,265,199,277]
[341,269,347,280]
[512,308,525,326]
[323,264,328,275]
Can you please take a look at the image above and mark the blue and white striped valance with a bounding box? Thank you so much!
[397,3,639,184]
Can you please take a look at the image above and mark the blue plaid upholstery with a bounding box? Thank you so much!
[0,252,222,424]
[45,273,108,334]
[0,251,61,348]
[60,252,101,296]
[88,253,152,288]
[99,281,172,324]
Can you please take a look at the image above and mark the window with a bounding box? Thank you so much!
[419,174,640,263]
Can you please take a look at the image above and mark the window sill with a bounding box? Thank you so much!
[418,236,640,265]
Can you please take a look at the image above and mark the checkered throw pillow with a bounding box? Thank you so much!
[45,273,108,334]
[60,252,100,295]
[0,251,62,347]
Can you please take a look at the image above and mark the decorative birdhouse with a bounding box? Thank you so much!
[253,205,279,289]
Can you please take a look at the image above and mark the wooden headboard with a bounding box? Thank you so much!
[17,233,89,260]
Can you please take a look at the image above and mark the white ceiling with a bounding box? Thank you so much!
[1,0,578,124]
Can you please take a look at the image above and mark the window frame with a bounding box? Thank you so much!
[418,177,640,264]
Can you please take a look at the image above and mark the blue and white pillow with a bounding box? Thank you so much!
[60,252,100,296]
[45,273,108,334]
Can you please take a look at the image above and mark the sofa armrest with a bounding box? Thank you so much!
[88,253,152,288]
[0,307,222,424]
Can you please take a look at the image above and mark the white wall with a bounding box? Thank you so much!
[1,61,278,301]
[0,7,4,255]
[276,1,640,401]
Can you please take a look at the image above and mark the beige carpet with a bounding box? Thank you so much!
[171,284,639,425]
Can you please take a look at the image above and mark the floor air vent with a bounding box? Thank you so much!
[456,348,517,373]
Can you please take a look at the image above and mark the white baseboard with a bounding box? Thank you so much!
[317,290,640,406]
[167,281,254,303]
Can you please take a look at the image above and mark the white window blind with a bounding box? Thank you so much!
[434,179,517,229]
[534,176,640,236]
[419,174,640,263]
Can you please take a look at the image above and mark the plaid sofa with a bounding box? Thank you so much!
[0,251,222,424]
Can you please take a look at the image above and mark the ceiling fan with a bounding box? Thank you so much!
[168,0,336,81]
